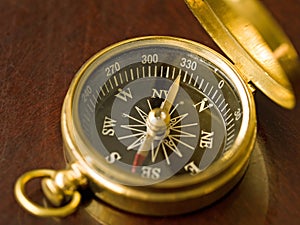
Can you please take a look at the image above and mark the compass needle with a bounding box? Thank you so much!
[131,134,154,172]
[131,74,183,170]
[160,74,181,113]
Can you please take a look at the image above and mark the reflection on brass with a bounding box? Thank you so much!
[14,168,83,217]
[185,0,298,109]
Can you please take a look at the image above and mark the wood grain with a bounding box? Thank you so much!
[1,0,299,224]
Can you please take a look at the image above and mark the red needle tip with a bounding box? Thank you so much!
[131,154,146,173]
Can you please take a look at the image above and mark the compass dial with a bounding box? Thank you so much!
[72,37,244,186]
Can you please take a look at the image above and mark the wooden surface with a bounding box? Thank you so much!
[1,0,299,224]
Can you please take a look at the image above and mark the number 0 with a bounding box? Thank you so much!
[218,80,224,89]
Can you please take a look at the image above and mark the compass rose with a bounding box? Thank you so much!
[117,76,198,170]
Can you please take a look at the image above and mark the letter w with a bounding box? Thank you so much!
[115,88,133,102]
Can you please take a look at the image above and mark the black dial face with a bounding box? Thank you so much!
[73,38,243,185]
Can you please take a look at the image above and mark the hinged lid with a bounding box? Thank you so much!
[185,0,298,109]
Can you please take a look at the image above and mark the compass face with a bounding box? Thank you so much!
[72,37,244,185]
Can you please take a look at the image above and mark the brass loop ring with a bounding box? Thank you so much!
[14,169,81,217]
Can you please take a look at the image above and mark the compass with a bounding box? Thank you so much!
[14,0,298,218]
[77,40,244,186]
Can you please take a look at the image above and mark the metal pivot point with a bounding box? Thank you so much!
[146,108,170,138]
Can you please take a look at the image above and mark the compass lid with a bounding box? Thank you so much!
[185,0,299,109]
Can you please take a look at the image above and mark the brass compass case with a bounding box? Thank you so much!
[61,37,256,215]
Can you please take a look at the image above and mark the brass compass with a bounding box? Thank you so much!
[14,0,298,217]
